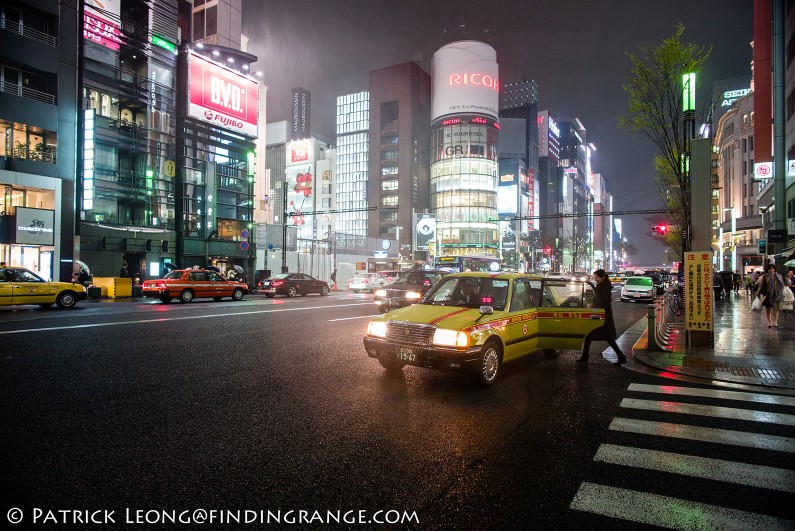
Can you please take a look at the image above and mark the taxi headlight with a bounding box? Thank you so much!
[375,289,387,297]
[433,328,469,347]
[405,291,422,299]
[367,320,387,338]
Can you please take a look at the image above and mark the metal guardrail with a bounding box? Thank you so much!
[0,18,57,47]
[0,80,56,105]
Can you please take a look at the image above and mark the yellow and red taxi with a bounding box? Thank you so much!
[364,272,605,386]
[142,268,248,303]
[0,267,87,309]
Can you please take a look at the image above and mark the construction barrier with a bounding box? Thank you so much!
[92,277,133,298]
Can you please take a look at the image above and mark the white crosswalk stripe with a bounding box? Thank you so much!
[570,382,795,529]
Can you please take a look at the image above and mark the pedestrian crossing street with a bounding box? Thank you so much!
[570,383,795,530]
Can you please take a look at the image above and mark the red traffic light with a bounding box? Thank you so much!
[651,224,668,235]
[544,247,552,254]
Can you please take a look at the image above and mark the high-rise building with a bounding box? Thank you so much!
[367,62,431,257]
[537,110,562,270]
[430,41,500,257]
[335,91,369,236]
[0,0,79,281]
[557,117,593,272]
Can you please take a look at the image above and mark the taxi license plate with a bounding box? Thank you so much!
[634,293,642,298]
[396,346,418,362]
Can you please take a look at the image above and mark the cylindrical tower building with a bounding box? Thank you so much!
[430,41,500,258]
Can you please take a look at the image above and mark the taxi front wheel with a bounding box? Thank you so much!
[473,340,502,387]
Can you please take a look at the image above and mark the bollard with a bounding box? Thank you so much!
[646,304,669,352]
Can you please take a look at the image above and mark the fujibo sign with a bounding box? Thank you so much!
[188,52,259,137]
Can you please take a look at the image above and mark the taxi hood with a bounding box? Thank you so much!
[384,303,491,329]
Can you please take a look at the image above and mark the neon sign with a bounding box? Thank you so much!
[448,73,499,91]
[471,117,487,124]
[442,118,461,125]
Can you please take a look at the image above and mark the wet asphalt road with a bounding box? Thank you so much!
[4,289,788,529]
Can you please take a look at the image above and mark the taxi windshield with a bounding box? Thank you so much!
[422,276,509,310]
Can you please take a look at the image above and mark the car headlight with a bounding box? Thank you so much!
[374,289,387,297]
[405,291,422,299]
[433,328,469,347]
[367,320,387,338]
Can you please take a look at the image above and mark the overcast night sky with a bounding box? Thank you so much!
[241,0,754,265]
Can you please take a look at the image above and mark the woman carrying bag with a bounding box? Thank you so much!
[755,264,785,329]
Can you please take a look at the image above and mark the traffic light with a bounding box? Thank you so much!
[651,224,668,235]
[544,247,552,255]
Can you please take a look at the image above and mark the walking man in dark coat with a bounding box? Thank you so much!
[577,269,627,366]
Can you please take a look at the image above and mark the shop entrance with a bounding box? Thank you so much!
[1,244,53,280]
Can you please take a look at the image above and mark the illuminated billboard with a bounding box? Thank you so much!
[286,139,316,166]
[84,0,121,51]
[431,41,499,121]
[187,52,259,137]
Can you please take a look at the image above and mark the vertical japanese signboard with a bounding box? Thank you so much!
[685,251,713,332]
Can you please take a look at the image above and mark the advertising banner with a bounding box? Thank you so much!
[684,251,713,332]
[188,52,259,137]
[84,0,121,51]
[15,208,55,246]
[431,41,499,120]
[414,213,436,251]
[290,88,311,141]
[285,164,314,239]
[287,139,316,166]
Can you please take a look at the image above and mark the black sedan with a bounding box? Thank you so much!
[373,270,446,313]
[258,273,330,297]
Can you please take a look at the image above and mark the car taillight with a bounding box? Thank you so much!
[272,281,284,287]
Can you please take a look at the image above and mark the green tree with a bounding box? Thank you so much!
[619,23,711,257]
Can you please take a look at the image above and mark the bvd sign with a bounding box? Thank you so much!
[188,52,259,137]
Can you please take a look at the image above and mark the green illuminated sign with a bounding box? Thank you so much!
[682,72,696,112]
[151,35,176,53]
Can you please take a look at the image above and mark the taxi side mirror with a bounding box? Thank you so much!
[479,306,494,315]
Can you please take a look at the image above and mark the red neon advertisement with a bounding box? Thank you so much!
[83,12,121,51]
[188,53,259,137]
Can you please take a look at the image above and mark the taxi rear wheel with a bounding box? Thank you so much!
[179,289,194,303]
[232,288,244,301]
[286,286,297,297]
[56,291,77,309]
[473,340,502,387]
[544,348,562,358]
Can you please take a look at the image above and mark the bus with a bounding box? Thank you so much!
[433,254,501,273]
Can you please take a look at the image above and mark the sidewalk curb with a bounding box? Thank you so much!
[627,319,795,390]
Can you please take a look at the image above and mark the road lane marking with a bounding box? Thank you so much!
[620,398,795,426]
[570,482,795,530]
[609,417,795,453]
[328,315,374,322]
[594,443,795,493]
[0,302,375,336]
[628,383,795,407]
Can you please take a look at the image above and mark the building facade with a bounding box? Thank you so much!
[430,41,500,257]
[335,91,369,237]
[0,0,79,281]
[367,62,431,259]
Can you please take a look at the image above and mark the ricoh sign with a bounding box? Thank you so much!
[432,41,499,121]
[188,52,259,137]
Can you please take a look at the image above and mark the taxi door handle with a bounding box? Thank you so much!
[590,315,602,320]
